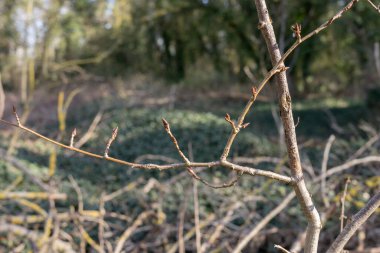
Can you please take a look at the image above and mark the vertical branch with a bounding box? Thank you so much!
[253,1,321,252]
[232,192,296,253]
[321,135,336,208]
[0,74,4,119]
[189,143,202,253]
[340,177,351,232]
[193,179,202,253]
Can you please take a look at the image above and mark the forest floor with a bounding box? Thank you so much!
[0,76,379,252]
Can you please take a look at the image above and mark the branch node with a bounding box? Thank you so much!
[291,23,302,42]
[104,126,118,158]
[225,113,238,133]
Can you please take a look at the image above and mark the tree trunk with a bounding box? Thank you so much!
[253,1,322,252]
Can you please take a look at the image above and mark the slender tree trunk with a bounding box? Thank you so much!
[253,1,322,252]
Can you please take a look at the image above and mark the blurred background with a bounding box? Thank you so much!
[0,0,379,252]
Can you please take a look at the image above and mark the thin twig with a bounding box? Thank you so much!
[366,0,380,13]
[104,126,118,158]
[193,178,202,253]
[0,192,66,200]
[327,191,380,253]
[0,223,75,253]
[340,177,351,232]
[0,148,51,191]
[315,156,380,181]
[201,202,242,252]
[114,211,154,253]
[178,194,188,253]
[74,111,103,148]
[275,244,293,253]
[0,118,292,183]
[348,134,379,161]
[321,135,336,208]
[232,192,296,253]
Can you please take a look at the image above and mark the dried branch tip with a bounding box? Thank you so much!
[291,23,302,41]
[162,118,170,132]
[104,126,118,157]
[12,106,21,126]
[241,123,250,129]
[70,128,77,147]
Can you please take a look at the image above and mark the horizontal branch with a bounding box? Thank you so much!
[0,191,67,200]
[0,118,292,183]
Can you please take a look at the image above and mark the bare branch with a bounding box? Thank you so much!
[162,118,190,164]
[193,178,202,253]
[321,135,336,208]
[114,211,154,253]
[0,118,291,183]
[12,106,21,126]
[0,192,66,200]
[366,0,380,13]
[340,177,351,232]
[186,167,243,189]
[275,244,294,253]
[104,126,118,158]
[232,192,296,253]
[0,74,4,119]
[74,111,103,148]
[70,128,77,148]
[316,156,380,180]
[0,223,76,253]
[327,191,380,253]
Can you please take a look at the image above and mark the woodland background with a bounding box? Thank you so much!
[0,0,379,252]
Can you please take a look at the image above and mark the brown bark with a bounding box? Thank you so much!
[253,1,322,252]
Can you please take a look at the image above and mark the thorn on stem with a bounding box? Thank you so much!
[104,126,118,157]
[12,106,21,126]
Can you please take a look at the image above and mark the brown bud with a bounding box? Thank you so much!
[224,113,231,122]
[112,127,118,139]
[291,23,302,41]
[251,86,258,96]
[162,118,170,132]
